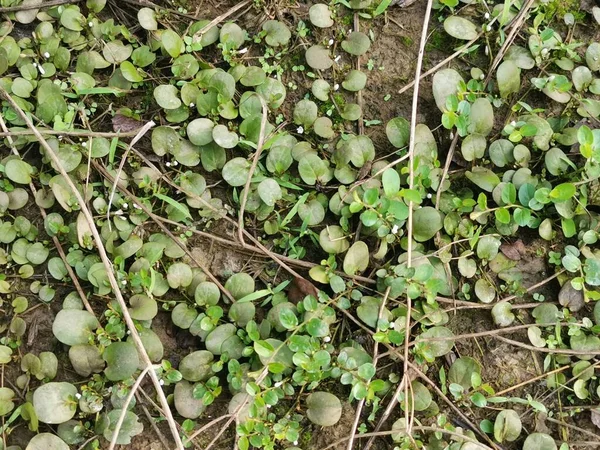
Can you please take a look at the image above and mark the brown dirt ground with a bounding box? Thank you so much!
[4,0,599,449]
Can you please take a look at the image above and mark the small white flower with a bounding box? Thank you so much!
[334,55,341,62]
[189,102,195,108]
[333,83,340,91]
[486,24,492,32]
[266,404,272,409]
[324,336,331,342]
[172,161,178,166]
[115,209,123,215]
[274,381,283,387]
[32,62,37,67]
[122,280,127,285]
[427,193,432,199]
[510,121,516,127]
[328,38,334,46]
[122,203,128,209]
[541,48,549,56]
[75,393,82,399]
[119,215,127,220]
[450,131,454,139]
[485,45,489,56]
[88,22,94,27]
[44,52,50,59]
[82,141,87,147]
[58,135,63,140]
[484,12,490,19]
[166,161,171,167]
[297,126,304,134]
[479,73,485,80]
[126,330,131,335]
[38,65,45,75]
[159,379,165,385]
[293,441,298,446]
[392,224,399,234]
[133,203,141,209]
[238,47,249,54]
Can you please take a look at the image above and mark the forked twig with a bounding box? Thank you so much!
[0,114,96,317]
[346,286,391,450]
[238,98,269,246]
[0,0,81,12]
[92,161,236,303]
[106,121,155,229]
[400,0,434,440]
[108,368,150,450]
[0,87,185,450]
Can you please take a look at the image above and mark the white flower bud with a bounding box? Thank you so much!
[44,52,50,59]
[328,38,334,46]
[75,393,82,399]
[38,65,45,75]
[333,83,339,91]
[427,193,432,199]
[484,12,490,19]
[88,22,94,27]
[334,55,341,62]
[122,203,128,209]
[486,24,492,32]
[189,103,195,107]
[159,379,164,385]
[238,47,248,54]
[324,336,331,342]
[297,126,304,134]
[166,162,171,167]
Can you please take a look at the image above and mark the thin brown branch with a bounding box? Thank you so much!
[238,98,269,246]
[322,425,493,450]
[108,368,150,450]
[347,286,391,450]
[91,161,236,303]
[0,0,81,12]
[0,113,95,317]
[0,87,184,450]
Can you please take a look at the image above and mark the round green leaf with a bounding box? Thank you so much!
[154,85,181,110]
[309,4,334,27]
[33,382,77,424]
[257,178,282,206]
[306,392,342,426]
[222,157,250,187]
[138,7,158,30]
[5,159,33,184]
[343,241,370,275]
[52,309,99,346]
[342,31,371,56]
[26,433,69,450]
[443,16,478,40]
[104,341,140,381]
[305,45,333,70]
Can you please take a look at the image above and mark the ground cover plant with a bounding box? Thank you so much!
[1,0,600,449]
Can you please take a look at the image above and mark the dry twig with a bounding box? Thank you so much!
[0,87,185,450]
